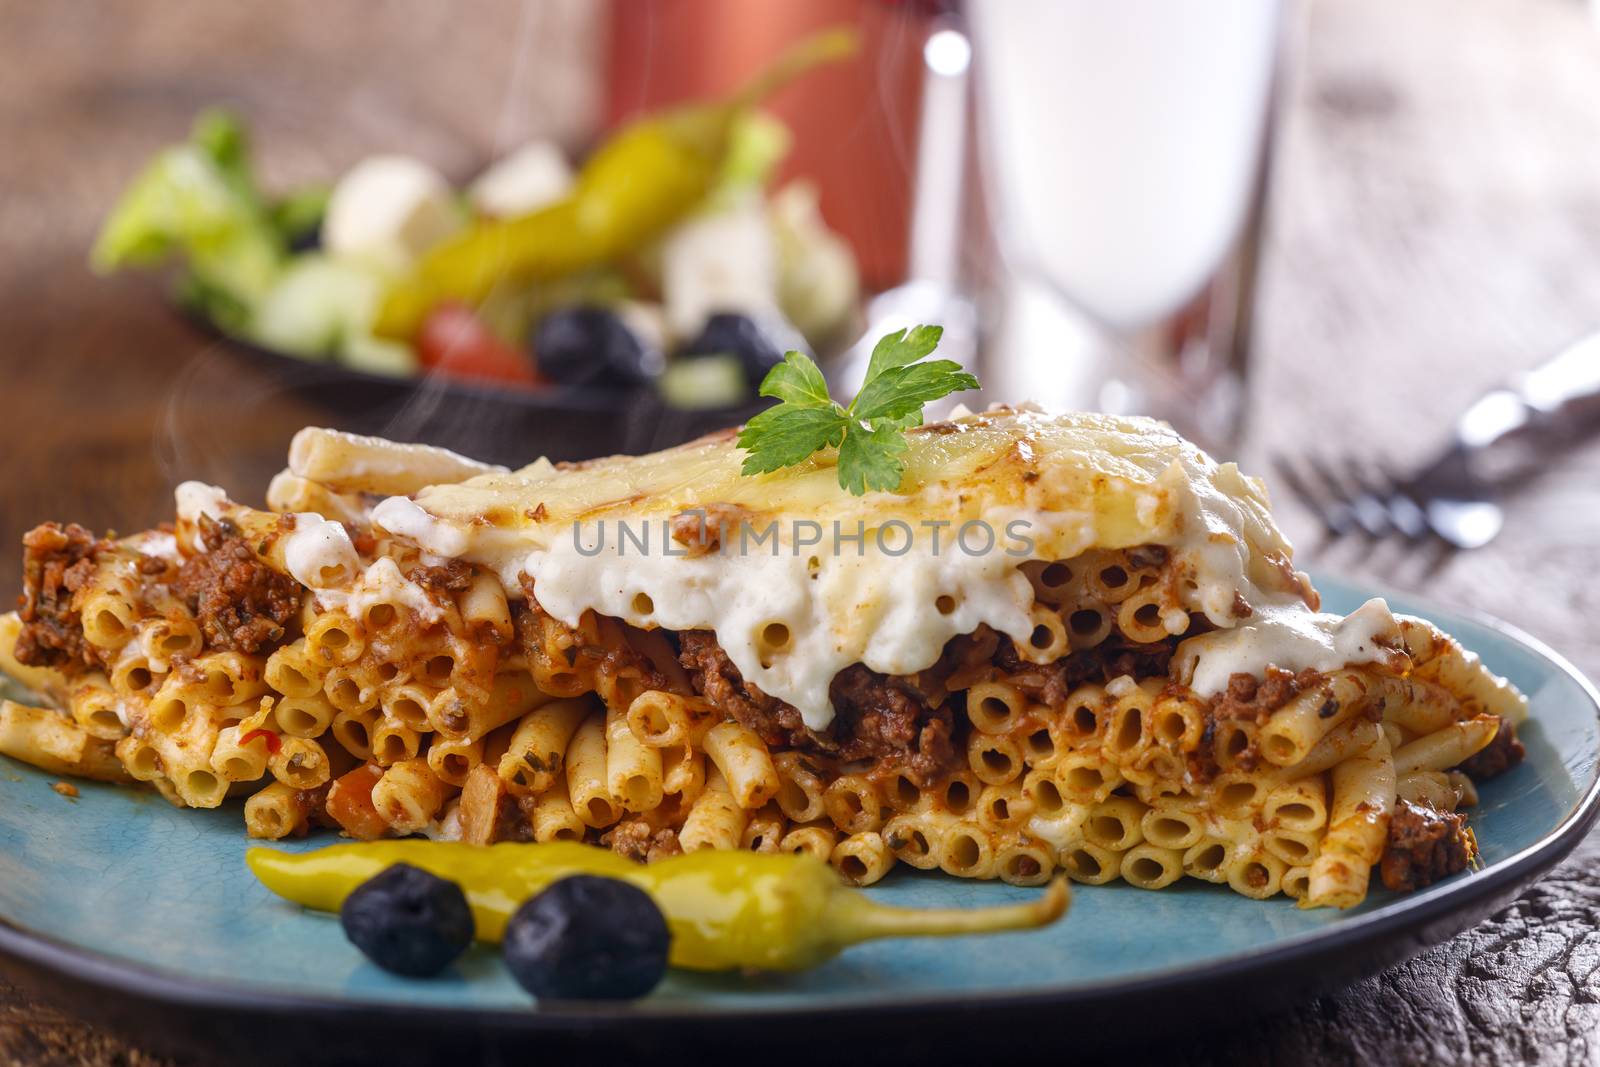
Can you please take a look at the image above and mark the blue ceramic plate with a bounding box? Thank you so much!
[0,575,1596,1062]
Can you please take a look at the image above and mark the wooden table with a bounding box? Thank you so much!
[3,0,1600,1062]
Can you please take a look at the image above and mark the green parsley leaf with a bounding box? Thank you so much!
[736,404,848,475]
[736,324,979,495]
[851,359,980,424]
[757,350,834,408]
[837,420,910,495]
[863,324,944,381]
[873,409,926,433]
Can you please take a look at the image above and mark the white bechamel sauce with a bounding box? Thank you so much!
[130,531,179,561]
[175,482,228,524]
[372,496,473,558]
[368,498,1097,731]
[1150,458,1269,628]
[1105,675,1137,698]
[1175,597,1399,697]
[174,481,229,551]
[169,484,443,627]
[540,527,1049,730]
[282,514,359,589]
[173,483,230,556]
[116,627,168,674]
[316,556,442,625]
[1026,808,1089,852]
[424,800,463,842]
[374,495,533,595]
[363,426,1389,729]
[280,510,441,624]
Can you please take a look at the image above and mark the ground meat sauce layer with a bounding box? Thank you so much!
[412,558,473,597]
[14,522,107,671]
[1185,666,1374,782]
[515,580,672,696]
[173,516,302,654]
[992,631,1178,707]
[601,819,683,864]
[679,630,960,785]
[1456,715,1525,779]
[678,627,1183,786]
[1379,798,1475,892]
[1209,666,1323,723]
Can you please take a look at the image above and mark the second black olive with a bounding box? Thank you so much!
[503,875,671,1000]
[679,312,806,387]
[533,306,661,388]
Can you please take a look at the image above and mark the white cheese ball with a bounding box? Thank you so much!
[468,141,573,219]
[323,155,462,277]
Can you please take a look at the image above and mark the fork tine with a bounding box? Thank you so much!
[1304,453,1390,538]
[1271,454,1355,539]
[1336,455,1416,541]
[1363,457,1429,540]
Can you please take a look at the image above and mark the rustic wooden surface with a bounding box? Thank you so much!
[2,0,1600,1064]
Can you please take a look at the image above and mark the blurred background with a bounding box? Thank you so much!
[3,1,1600,1058]
[1,0,1599,644]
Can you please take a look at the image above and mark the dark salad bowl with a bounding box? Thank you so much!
[177,306,769,468]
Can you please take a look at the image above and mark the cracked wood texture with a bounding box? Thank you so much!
[1,0,1599,1064]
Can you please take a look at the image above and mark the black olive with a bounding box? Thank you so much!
[503,875,670,1000]
[679,312,808,387]
[532,307,662,388]
[340,863,475,977]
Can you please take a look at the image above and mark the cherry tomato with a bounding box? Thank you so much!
[416,303,542,388]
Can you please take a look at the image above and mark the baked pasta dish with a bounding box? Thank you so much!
[0,408,1527,908]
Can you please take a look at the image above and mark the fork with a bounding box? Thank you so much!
[1274,331,1600,550]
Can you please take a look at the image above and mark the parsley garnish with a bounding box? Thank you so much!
[736,325,979,494]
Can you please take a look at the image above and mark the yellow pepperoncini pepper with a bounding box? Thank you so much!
[247,840,1069,973]
[372,27,858,341]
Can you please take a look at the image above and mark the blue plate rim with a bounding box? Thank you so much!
[1,582,1597,1029]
